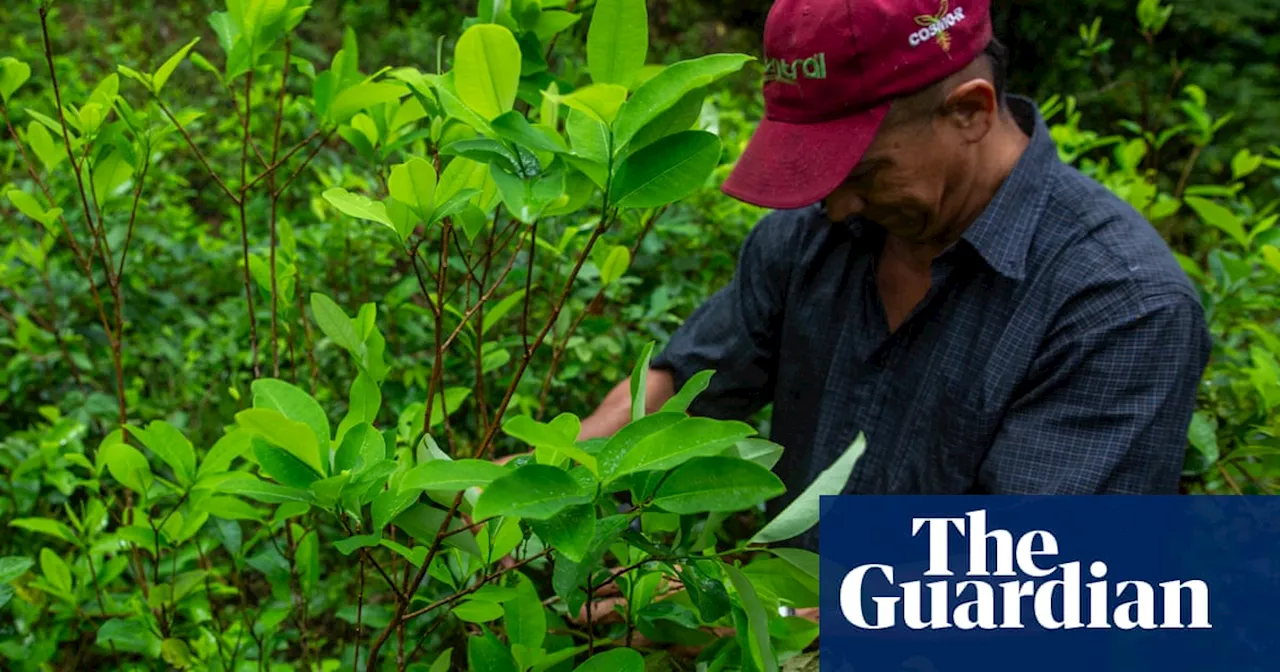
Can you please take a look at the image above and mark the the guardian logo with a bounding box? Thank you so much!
[840,510,1212,631]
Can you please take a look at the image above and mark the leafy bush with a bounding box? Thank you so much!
[0,0,851,669]
[3,0,1278,669]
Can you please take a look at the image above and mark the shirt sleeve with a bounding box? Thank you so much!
[976,289,1212,494]
[649,210,800,422]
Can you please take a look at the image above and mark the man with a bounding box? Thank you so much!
[578,0,1212,551]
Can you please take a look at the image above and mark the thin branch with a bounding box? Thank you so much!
[401,549,553,622]
[238,71,261,379]
[116,153,150,279]
[471,209,615,461]
[273,128,335,197]
[222,80,271,170]
[248,127,323,193]
[153,97,239,204]
[521,220,537,356]
[269,37,292,378]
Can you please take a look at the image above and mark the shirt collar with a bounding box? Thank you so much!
[955,95,1058,281]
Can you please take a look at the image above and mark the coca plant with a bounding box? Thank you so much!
[0,0,865,670]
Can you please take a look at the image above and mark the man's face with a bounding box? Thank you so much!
[823,116,959,243]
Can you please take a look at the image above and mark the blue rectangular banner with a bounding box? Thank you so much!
[818,496,1280,672]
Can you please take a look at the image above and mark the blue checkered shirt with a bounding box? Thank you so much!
[651,96,1212,550]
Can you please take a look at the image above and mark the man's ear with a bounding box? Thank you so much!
[940,79,997,143]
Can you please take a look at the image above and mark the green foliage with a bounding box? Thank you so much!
[1,0,1277,669]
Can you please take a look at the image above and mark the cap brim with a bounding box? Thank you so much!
[721,103,891,210]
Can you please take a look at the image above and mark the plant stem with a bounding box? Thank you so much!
[521,220,537,356]
[239,71,261,379]
[117,153,150,280]
[153,98,240,204]
[269,37,292,378]
[273,128,335,197]
[471,207,615,461]
[538,207,664,418]
[354,552,365,672]
[400,549,553,621]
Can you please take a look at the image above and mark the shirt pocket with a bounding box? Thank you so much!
[931,380,1002,490]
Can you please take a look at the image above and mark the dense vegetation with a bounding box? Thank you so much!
[0,0,1277,670]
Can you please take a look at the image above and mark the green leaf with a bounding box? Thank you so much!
[573,647,644,672]
[599,245,630,286]
[197,429,251,479]
[236,408,324,476]
[454,23,522,120]
[389,156,438,217]
[40,548,72,594]
[153,37,200,94]
[535,10,582,44]
[504,572,546,650]
[492,111,569,153]
[91,150,133,204]
[468,629,518,672]
[660,370,714,414]
[402,459,508,492]
[429,648,454,672]
[323,187,393,227]
[127,420,197,486]
[393,504,483,558]
[6,189,62,228]
[337,371,381,444]
[613,54,753,151]
[678,561,730,622]
[610,130,720,209]
[0,557,35,584]
[424,387,473,429]
[251,437,323,489]
[198,496,264,522]
[252,378,331,471]
[310,292,362,355]
[1263,245,1280,275]
[101,440,154,497]
[217,473,315,504]
[329,82,410,124]
[334,422,385,475]
[9,518,79,546]
[749,433,865,545]
[0,57,31,102]
[611,417,756,479]
[723,564,778,672]
[731,438,785,471]
[372,488,421,531]
[473,464,590,521]
[625,87,706,156]
[653,457,784,514]
[529,503,595,563]
[1186,196,1250,249]
[442,138,521,175]
[334,533,382,555]
[586,0,648,87]
[97,617,162,657]
[596,412,684,480]
[0,585,11,609]
[161,639,193,668]
[1188,411,1219,462]
[629,341,655,423]
[545,83,628,126]
[502,414,596,472]
[26,121,62,172]
[455,599,505,623]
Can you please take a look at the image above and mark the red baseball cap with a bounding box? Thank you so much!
[722,0,994,210]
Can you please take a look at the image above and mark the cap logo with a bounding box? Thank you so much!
[762,53,828,85]
[910,0,967,54]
